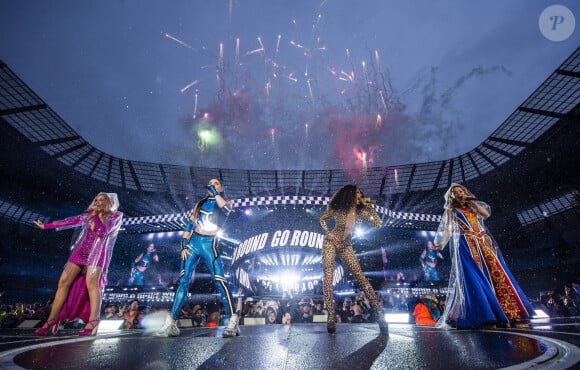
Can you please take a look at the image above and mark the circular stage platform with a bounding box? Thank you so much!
[1,317,579,370]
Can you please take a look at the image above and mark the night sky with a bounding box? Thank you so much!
[1,1,578,171]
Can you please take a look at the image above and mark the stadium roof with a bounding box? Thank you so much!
[0,48,578,238]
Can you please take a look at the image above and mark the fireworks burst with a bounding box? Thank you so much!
[166,3,462,173]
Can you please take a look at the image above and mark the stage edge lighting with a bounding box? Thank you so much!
[97,320,124,334]
[533,309,549,318]
[384,313,410,323]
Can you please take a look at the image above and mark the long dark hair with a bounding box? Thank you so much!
[328,185,358,212]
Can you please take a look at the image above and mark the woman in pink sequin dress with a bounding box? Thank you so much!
[33,192,123,336]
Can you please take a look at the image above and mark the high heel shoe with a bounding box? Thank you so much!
[78,319,100,336]
[34,319,56,336]
[51,320,61,335]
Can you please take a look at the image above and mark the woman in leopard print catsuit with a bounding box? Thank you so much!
[320,185,388,334]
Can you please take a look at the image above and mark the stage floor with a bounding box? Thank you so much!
[0,317,579,370]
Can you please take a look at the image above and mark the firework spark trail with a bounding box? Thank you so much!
[361,61,371,112]
[289,40,310,55]
[307,79,314,101]
[164,33,195,50]
[338,70,354,83]
[376,113,382,129]
[312,13,322,33]
[285,73,297,82]
[374,50,381,74]
[235,38,240,64]
[379,90,388,113]
[218,43,226,99]
[345,49,356,82]
[180,79,200,94]
[276,34,282,56]
[193,90,199,119]
[257,37,265,54]
[265,81,271,104]
[373,49,393,109]
[361,61,372,102]
[244,47,264,56]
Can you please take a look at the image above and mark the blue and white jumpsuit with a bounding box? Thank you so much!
[129,251,157,286]
[169,194,234,322]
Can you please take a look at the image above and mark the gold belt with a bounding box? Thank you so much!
[460,230,487,239]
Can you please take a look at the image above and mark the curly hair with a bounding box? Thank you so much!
[328,185,363,212]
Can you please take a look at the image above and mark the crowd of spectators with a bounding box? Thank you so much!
[0,300,52,328]
[99,289,430,330]
[2,282,577,331]
[541,282,579,317]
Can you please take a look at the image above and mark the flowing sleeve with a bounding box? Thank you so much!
[434,208,466,329]
[433,209,452,248]
[105,211,123,243]
[44,214,86,231]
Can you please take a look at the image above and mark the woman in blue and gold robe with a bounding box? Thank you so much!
[433,184,534,329]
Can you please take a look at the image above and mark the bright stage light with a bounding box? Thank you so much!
[533,309,550,318]
[97,320,124,334]
[336,291,355,296]
[384,313,409,323]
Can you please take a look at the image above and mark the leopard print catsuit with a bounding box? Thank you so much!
[320,204,383,324]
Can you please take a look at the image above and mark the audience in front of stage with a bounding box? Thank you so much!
[411,297,437,326]
[6,281,578,330]
[191,304,206,327]
[543,282,579,317]
[296,298,314,323]
[265,307,278,325]
[102,304,120,320]
[123,299,144,329]
[281,311,292,325]
[0,301,51,328]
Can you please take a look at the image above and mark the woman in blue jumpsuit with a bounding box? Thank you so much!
[154,179,239,338]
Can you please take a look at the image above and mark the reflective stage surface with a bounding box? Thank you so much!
[0,317,579,370]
